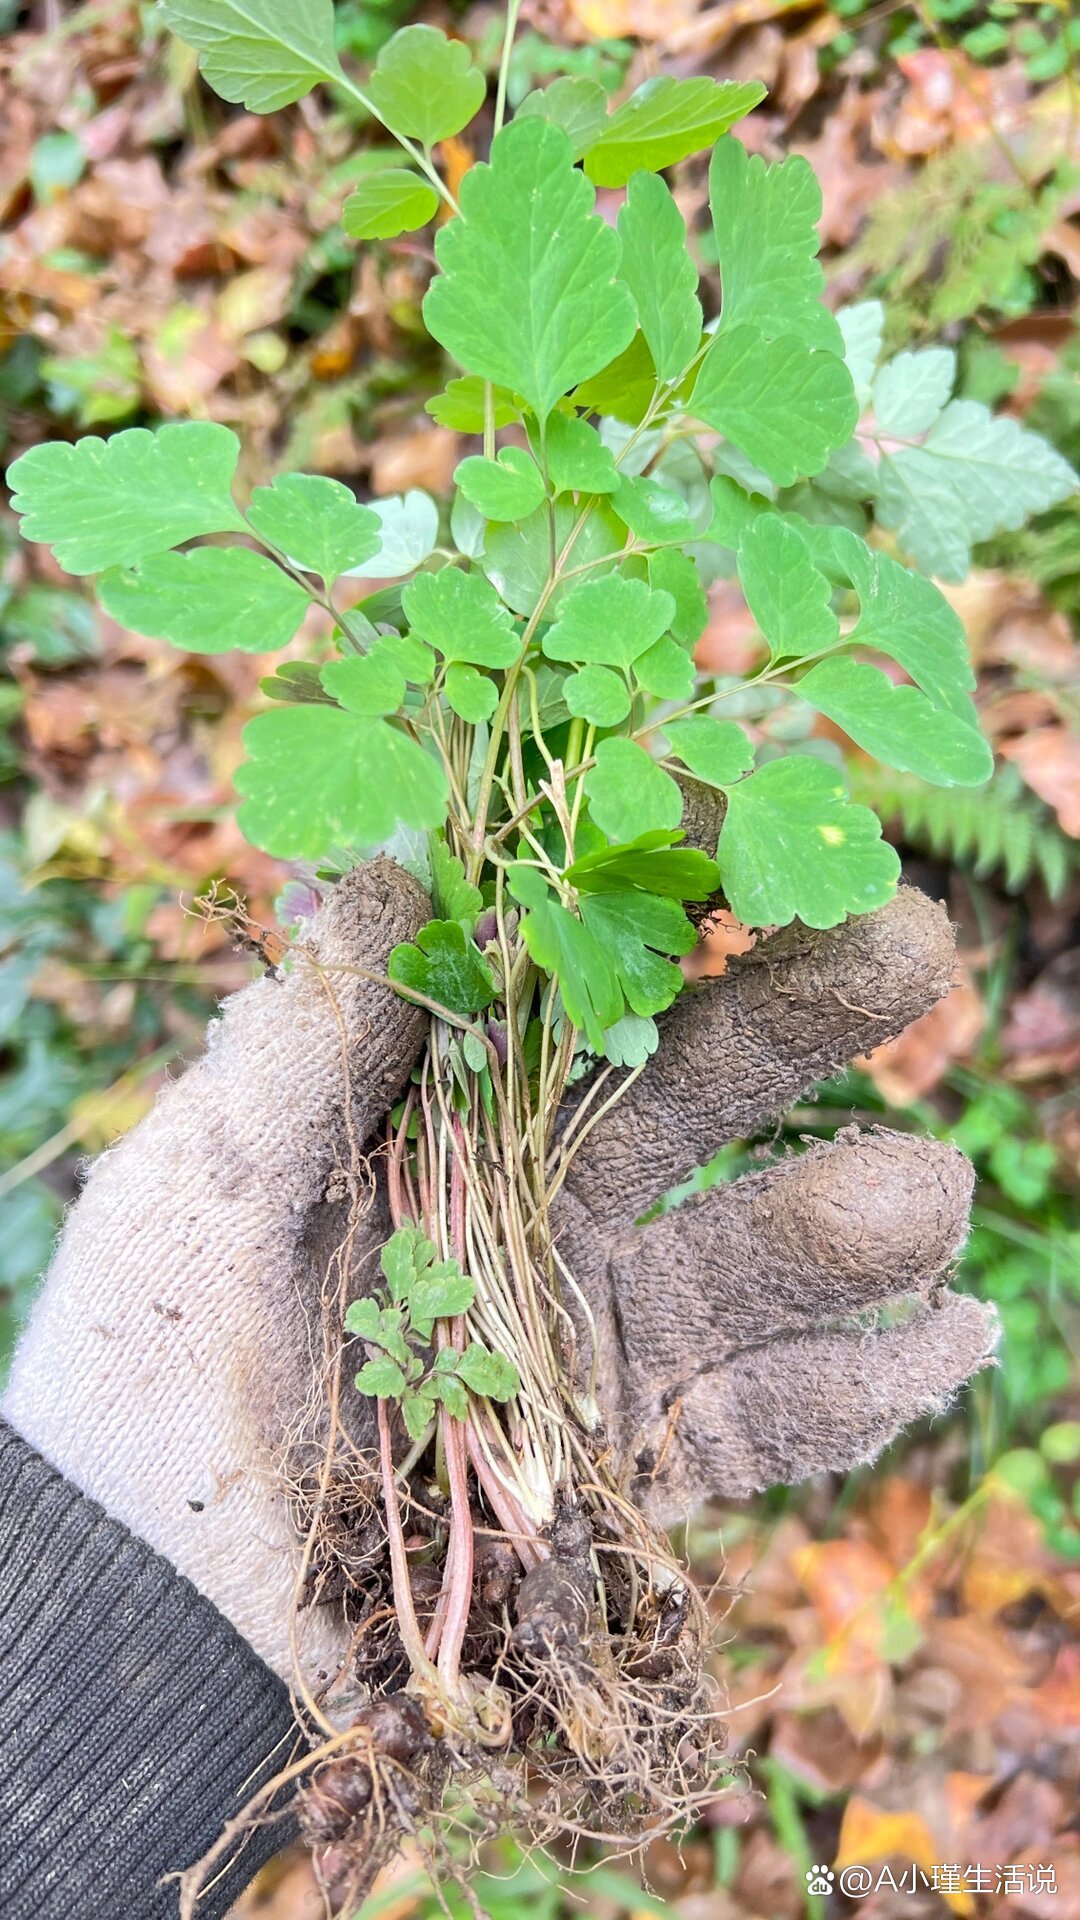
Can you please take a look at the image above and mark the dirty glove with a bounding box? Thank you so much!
[4,865,996,1687]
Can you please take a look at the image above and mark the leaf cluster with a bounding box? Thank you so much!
[344,1226,520,1442]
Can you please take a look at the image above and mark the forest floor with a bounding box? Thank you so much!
[1,3,1078,1917]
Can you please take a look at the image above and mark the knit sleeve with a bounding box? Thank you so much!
[0,1421,298,1919]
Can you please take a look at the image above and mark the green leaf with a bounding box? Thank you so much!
[736,515,838,658]
[454,448,546,521]
[612,473,695,547]
[321,649,405,716]
[403,566,519,667]
[602,1012,660,1067]
[445,662,498,722]
[516,77,608,160]
[377,631,437,685]
[431,835,482,926]
[342,169,440,240]
[247,471,381,580]
[484,498,624,616]
[260,662,334,706]
[585,738,683,841]
[717,756,900,929]
[389,919,496,1016]
[572,332,658,427]
[344,491,439,579]
[402,1385,442,1439]
[346,1296,411,1366]
[424,118,636,421]
[838,299,884,407]
[876,398,1078,583]
[160,0,341,112]
[632,636,694,701]
[542,573,675,670]
[797,658,992,787]
[564,665,631,726]
[425,376,520,432]
[408,1264,476,1339]
[6,422,245,574]
[704,473,771,550]
[344,1296,383,1341]
[381,1225,437,1299]
[841,543,978,718]
[544,412,619,495]
[580,889,696,1017]
[566,831,720,901]
[508,863,621,1052]
[235,707,447,858]
[617,173,702,384]
[454,1344,520,1401]
[663,717,753,787]
[98,546,308,653]
[871,347,955,438]
[648,549,707,645]
[366,24,485,146]
[355,1356,407,1398]
[693,328,858,488]
[710,138,842,354]
[582,77,766,187]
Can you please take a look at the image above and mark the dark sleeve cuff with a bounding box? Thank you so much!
[0,1421,298,1919]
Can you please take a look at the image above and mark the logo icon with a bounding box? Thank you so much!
[805,1865,835,1895]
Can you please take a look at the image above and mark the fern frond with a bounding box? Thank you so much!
[849,762,1075,901]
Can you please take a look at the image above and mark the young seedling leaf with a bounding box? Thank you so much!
[408,1264,477,1339]
[98,546,308,653]
[798,658,993,787]
[566,832,720,901]
[582,76,766,186]
[871,347,955,438]
[423,118,636,420]
[585,738,684,841]
[508,864,621,1053]
[6,422,245,574]
[389,919,496,1016]
[710,139,842,354]
[403,1386,443,1439]
[663,717,754,787]
[342,169,441,240]
[455,448,546,522]
[516,77,608,160]
[617,173,702,384]
[445,662,499,722]
[321,650,406,717]
[544,412,620,495]
[542,573,676,670]
[236,707,447,858]
[346,1297,410,1366]
[717,755,900,928]
[355,1356,408,1398]
[381,1225,437,1300]
[693,328,857,488]
[565,664,631,726]
[403,566,519,667]
[247,472,381,580]
[366,24,486,146]
[454,1344,520,1400]
[602,1012,660,1067]
[160,0,342,112]
[736,515,839,658]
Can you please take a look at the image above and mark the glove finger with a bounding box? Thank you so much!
[598,1130,973,1402]
[636,1293,998,1511]
[561,884,956,1232]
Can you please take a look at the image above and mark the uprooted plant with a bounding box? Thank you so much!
[6,1,1076,1909]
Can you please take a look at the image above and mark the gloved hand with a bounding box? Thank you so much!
[3,862,996,1686]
